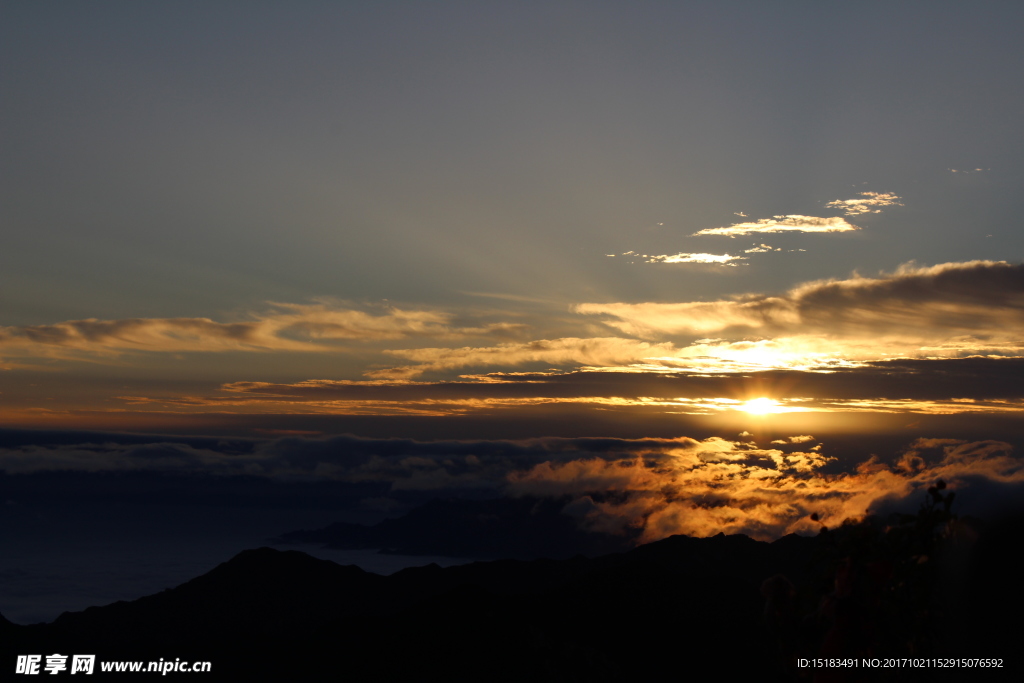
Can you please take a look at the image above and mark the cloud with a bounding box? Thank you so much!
[5,431,1024,543]
[812,398,1024,415]
[694,192,898,237]
[575,261,1024,361]
[369,337,680,379]
[115,391,686,418]
[98,356,1024,418]
[200,269,1024,381]
[643,253,747,265]
[508,438,1024,542]
[825,191,903,216]
[0,432,783,489]
[10,263,1024,413]
[0,302,525,362]
[0,316,315,356]
[693,215,858,237]
[771,435,815,444]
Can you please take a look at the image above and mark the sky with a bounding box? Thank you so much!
[4,2,1024,619]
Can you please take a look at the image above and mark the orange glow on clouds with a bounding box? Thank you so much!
[508,438,1024,542]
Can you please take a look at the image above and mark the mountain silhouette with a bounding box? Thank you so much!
[273,495,639,559]
[3,510,1021,680]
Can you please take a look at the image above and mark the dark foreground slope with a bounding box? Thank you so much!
[2,515,1021,681]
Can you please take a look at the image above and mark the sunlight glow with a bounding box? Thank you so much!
[741,397,783,415]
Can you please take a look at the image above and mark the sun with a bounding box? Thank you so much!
[741,397,782,415]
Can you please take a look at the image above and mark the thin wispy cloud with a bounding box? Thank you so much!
[127,394,1024,419]
[370,337,680,379]
[825,191,903,216]
[115,392,671,418]
[693,215,858,237]
[0,303,526,362]
[643,252,747,265]
[226,358,1024,401]
[86,356,1024,419]
[813,398,1024,414]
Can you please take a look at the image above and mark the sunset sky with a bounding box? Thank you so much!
[4,2,1024,609]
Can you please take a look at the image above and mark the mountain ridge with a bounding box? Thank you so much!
[3,512,1021,681]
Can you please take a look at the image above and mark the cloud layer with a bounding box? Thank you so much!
[576,261,1024,362]
[7,262,1023,404]
[509,437,1024,541]
[0,303,524,361]
[90,358,1024,419]
[5,432,1022,543]
[371,337,680,379]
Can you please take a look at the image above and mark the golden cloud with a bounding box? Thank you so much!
[355,261,1024,377]
[643,253,747,265]
[693,215,858,237]
[508,438,1024,542]
[575,261,1024,362]
[825,191,903,216]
